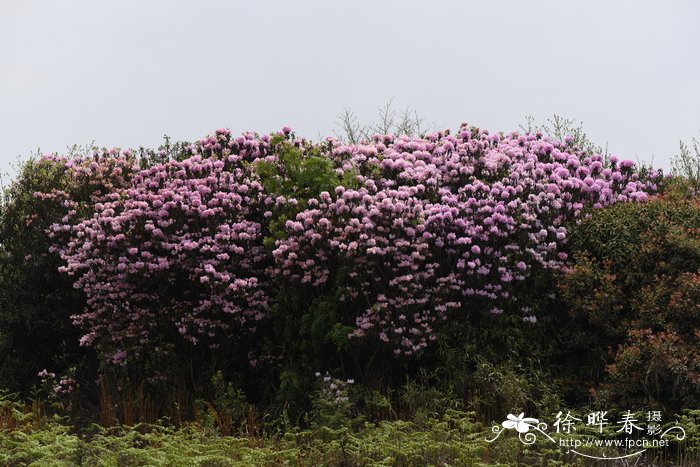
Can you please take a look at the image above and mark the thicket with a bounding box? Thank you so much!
[0,122,697,450]
[559,194,700,412]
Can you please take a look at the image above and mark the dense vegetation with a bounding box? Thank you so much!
[0,123,698,465]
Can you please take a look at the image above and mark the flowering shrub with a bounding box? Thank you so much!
[273,127,661,354]
[42,125,662,373]
[311,372,355,431]
[51,129,279,364]
[0,150,140,392]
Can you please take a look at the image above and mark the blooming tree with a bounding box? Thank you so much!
[273,126,661,354]
[49,125,661,366]
[52,129,279,364]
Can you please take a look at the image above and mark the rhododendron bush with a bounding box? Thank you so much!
[53,130,272,364]
[275,129,659,354]
[0,150,141,391]
[39,125,663,369]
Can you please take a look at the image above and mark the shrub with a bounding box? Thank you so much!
[273,127,660,357]
[0,151,138,393]
[560,197,700,411]
[671,132,700,195]
[54,131,273,370]
[21,124,662,418]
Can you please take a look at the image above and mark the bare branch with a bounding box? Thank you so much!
[334,107,367,144]
[335,99,433,143]
[671,132,700,192]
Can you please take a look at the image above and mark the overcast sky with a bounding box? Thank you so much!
[1,0,698,176]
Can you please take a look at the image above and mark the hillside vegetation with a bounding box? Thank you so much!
[0,124,698,465]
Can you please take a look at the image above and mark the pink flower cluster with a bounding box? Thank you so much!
[272,127,661,354]
[51,129,277,363]
[47,125,661,363]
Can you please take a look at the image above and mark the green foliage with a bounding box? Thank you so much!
[255,141,338,202]
[310,373,355,434]
[560,197,700,412]
[2,404,699,466]
[397,373,462,424]
[255,138,358,249]
[0,407,492,466]
[0,158,90,393]
[194,372,253,437]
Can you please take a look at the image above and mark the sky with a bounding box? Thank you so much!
[1,0,699,177]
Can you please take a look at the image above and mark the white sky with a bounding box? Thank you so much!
[1,0,698,175]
